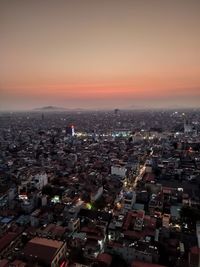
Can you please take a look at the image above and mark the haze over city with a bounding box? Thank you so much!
[0,0,200,110]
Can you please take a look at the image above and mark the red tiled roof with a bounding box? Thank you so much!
[97,253,112,266]
[107,242,123,248]
[80,226,101,235]
[11,260,27,267]
[124,229,155,240]
[144,216,156,229]
[0,259,9,267]
[168,239,179,248]
[0,232,18,253]
[162,187,173,194]
[23,242,56,264]
[191,246,200,255]
[124,230,144,239]
[22,237,64,265]
[123,211,144,231]
[190,246,200,266]
[143,173,155,182]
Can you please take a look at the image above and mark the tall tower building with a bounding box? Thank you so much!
[114,108,119,115]
[184,116,197,135]
[66,125,75,136]
[184,118,193,134]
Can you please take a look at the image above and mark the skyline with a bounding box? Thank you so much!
[1,0,200,110]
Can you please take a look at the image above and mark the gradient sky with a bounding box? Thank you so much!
[0,0,200,110]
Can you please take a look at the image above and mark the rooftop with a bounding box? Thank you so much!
[132,261,167,267]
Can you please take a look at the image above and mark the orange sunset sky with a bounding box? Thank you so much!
[0,0,200,110]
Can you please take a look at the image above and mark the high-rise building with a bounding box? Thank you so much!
[184,118,197,136]
[114,108,119,115]
[66,125,75,136]
[184,118,193,134]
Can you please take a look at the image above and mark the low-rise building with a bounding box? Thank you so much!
[22,237,66,267]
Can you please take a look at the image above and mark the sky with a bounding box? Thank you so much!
[0,0,200,110]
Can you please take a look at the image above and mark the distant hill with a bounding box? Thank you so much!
[34,106,67,111]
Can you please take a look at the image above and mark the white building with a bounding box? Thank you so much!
[8,188,16,202]
[145,160,153,173]
[184,119,197,136]
[123,191,136,210]
[41,195,48,206]
[68,218,80,232]
[111,165,127,178]
[106,242,157,264]
[162,214,170,228]
[31,173,48,190]
[91,186,103,203]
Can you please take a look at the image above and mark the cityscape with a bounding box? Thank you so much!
[0,109,199,267]
[1,1,200,267]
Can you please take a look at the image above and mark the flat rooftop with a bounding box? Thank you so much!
[29,237,63,249]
